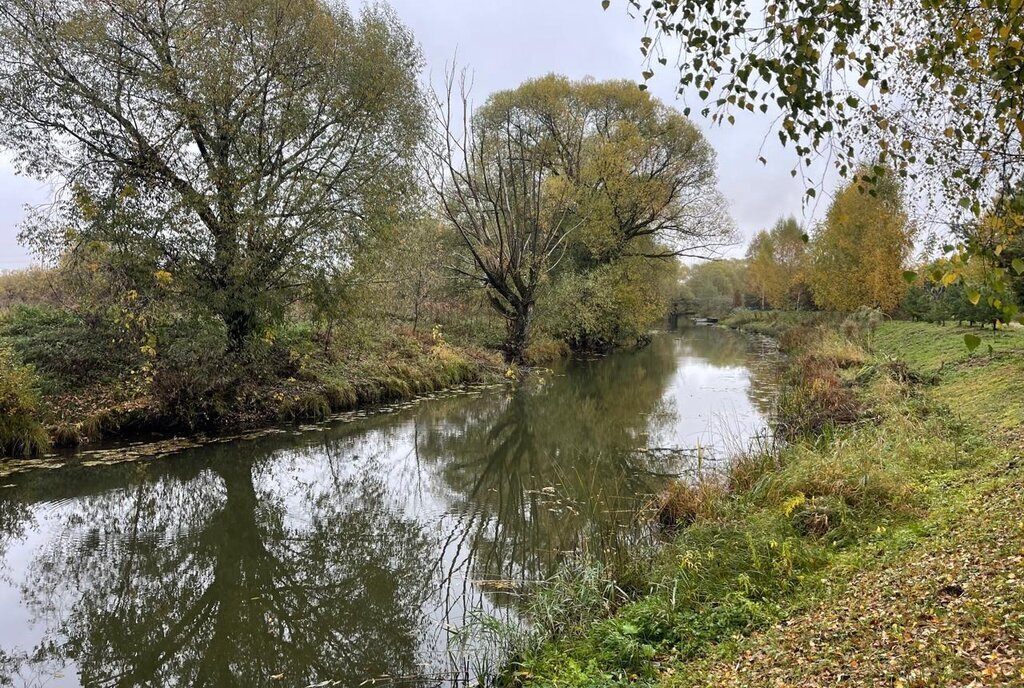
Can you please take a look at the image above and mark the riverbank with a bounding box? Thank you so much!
[506,318,1024,686]
[0,315,507,458]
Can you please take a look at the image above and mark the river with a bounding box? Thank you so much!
[0,326,777,687]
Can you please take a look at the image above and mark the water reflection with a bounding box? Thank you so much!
[0,327,777,687]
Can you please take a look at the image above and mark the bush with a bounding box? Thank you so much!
[776,362,861,440]
[149,314,235,426]
[0,305,141,392]
[538,258,675,352]
[0,346,49,458]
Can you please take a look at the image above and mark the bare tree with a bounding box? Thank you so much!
[428,72,579,364]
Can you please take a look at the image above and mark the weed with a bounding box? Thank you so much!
[0,345,49,457]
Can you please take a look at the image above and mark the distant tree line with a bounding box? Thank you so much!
[680,171,1021,330]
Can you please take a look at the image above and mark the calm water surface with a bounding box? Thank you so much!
[0,327,777,688]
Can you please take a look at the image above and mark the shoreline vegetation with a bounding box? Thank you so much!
[496,313,1023,687]
[0,282,513,460]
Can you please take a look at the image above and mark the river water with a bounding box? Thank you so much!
[0,326,777,688]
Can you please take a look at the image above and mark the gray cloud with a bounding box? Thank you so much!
[0,0,831,268]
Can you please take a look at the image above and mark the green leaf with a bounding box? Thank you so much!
[1013,258,1024,275]
[902,270,917,284]
[602,0,610,8]
[967,289,981,305]
[963,334,981,352]
[800,233,810,243]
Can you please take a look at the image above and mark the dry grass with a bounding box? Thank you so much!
[653,480,726,532]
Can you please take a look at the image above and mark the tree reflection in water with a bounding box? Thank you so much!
[5,439,436,687]
[0,328,778,687]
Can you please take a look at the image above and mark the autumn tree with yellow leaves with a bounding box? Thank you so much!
[746,217,809,310]
[808,172,916,313]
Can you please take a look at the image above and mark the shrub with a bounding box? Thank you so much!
[0,346,49,457]
[149,314,235,426]
[0,305,141,392]
[538,258,675,352]
[775,350,862,440]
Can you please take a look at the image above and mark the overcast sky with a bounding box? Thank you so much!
[0,0,833,269]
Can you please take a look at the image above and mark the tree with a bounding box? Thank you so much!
[611,0,1024,326]
[479,75,733,264]
[745,217,811,311]
[684,258,748,315]
[766,217,811,309]
[462,76,732,353]
[951,190,1024,323]
[745,232,775,310]
[429,72,579,364]
[808,171,915,313]
[0,0,425,348]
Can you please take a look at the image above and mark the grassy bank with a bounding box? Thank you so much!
[504,318,1023,687]
[0,305,504,457]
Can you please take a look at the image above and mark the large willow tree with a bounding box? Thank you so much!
[0,0,425,346]
[478,76,733,264]
[434,75,732,355]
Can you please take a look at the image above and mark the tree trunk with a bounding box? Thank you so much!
[223,302,257,352]
[503,304,532,364]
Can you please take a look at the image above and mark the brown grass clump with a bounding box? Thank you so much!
[654,480,725,532]
[777,324,821,353]
[725,450,780,494]
[790,495,848,538]
[776,354,862,439]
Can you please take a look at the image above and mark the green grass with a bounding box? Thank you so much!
[874,321,1024,429]
[508,319,1020,688]
[873,320,1024,375]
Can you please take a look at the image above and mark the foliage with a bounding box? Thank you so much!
[745,217,810,310]
[0,305,142,394]
[808,171,915,312]
[0,0,425,347]
[678,259,748,316]
[614,0,1022,256]
[745,231,776,310]
[0,345,49,457]
[147,315,236,427]
[479,75,733,264]
[538,257,677,351]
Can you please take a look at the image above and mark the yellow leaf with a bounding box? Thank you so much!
[782,493,806,516]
